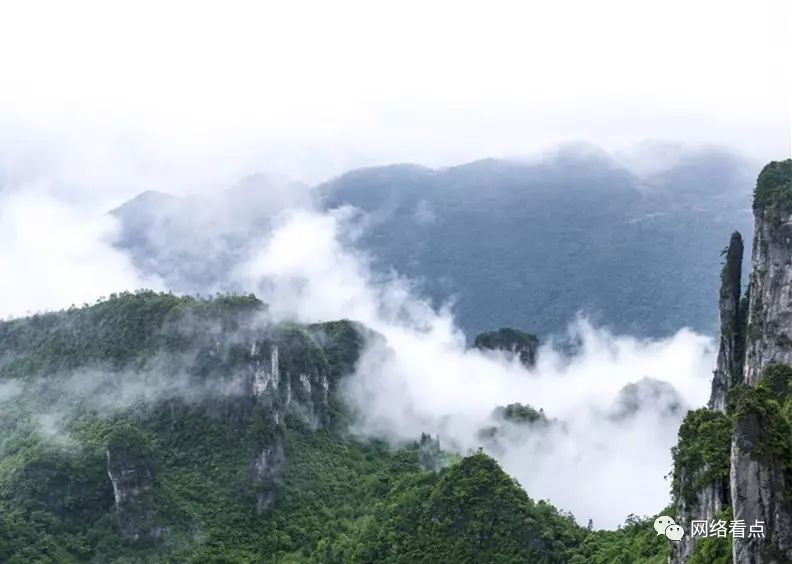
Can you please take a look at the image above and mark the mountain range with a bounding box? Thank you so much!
[113,144,756,340]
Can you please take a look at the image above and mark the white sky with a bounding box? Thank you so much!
[0,0,790,188]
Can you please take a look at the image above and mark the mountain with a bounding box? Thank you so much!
[112,144,756,340]
[6,159,786,562]
[669,159,792,563]
[0,291,670,562]
[317,145,756,339]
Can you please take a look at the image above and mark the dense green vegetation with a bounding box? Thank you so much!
[352,452,583,563]
[753,159,792,214]
[570,512,669,564]
[0,292,672,562]
[472,327,539,367]
[669,364,792,562]
[492,402,548,425]
[729,366,792,501]
[687,508,733,564]
[671,409,733,506]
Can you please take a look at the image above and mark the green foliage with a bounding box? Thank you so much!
[352,451,584,563]
[473,327,539,366]
[688,507,732,564]
[732,380,792,488]
[0,290,266,378]
[671,409,733,505]
[753,159,792,214]
[0,293,671,562]
[492,403,548,425]
[569,512,669,564]
[719,231,742,288]
[757,363,792,402]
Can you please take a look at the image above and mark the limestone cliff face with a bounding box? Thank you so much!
[709,231,746,411]
[730,380,792,564]
[669,409,732,564]
[238,322,364,514]
[672,161,792,563]
[103,318,366,534]
[106,430,163,543]
[669,231,744,564]
[744,161,792,385]
[671,478,730,563]
[730,161,792,562]
[253,432,287,513]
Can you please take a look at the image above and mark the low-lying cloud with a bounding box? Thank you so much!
[240,208,715,528]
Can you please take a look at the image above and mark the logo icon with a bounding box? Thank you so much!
[665,524,685,541]
[654,516,685,541]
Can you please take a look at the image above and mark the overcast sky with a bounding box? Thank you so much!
[0,0,790,191]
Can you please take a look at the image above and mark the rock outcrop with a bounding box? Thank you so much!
[744,161,792,385]
[240,322,364,513]
[98,310,366,532]
[730,161,792,563]
[670,409,732,563]
[730,374,792,564]
[253,432,287,513]
[709,231,746,411]
[672,160,792,563]
[106,427,163,543]
[472,327,539,368]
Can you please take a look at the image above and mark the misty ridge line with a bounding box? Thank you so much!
[0,141,735,528]
[0,292,713,529]
[219,207,717,527]
[0,140,756,321]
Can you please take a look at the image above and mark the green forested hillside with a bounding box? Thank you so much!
[0,292,670,562]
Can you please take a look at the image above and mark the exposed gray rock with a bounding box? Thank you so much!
[106,435,164,543]
[243,321,364,513]
[254,432,287,514]
[668,408,732,564]
[670,476,729,563]
[730,397,792,563]
[709,231,746,411]
[744,161,792,385]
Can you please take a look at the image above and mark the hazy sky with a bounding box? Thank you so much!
[0,0,790,190]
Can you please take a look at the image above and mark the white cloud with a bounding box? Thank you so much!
[239,208,716,528]
[0,185,162,319]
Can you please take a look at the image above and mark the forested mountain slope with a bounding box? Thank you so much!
[0,292,669,563]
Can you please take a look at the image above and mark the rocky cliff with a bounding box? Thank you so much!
[106,427,163,543]
[0,292,367,549]
[671,160,792,564]
[732,161,792,563]
[744,161,792,385]
[670,408,732,562]
[709,231,746,411]
[729,370,792,564]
